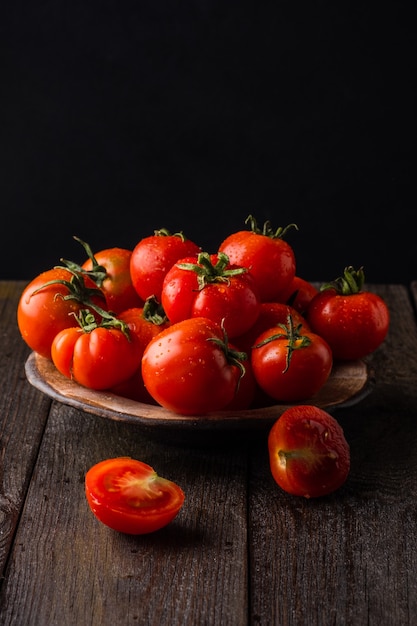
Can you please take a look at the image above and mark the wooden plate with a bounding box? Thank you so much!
[25,352,374,435]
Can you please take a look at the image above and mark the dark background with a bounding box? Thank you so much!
[1,2,415,284]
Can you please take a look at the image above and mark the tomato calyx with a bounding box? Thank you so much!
[30,264,106,306]
[253,314,312,373]
[72,306,132,339]
[207,335,247,381]
[245,214,298,240]
[142,295,169,325]
[62,236,109,288]
[177,251,248,290]
[320,265,365,295]
[153,228,188,240]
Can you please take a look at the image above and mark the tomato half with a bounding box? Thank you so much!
[268,406,350,498]
[85,457,185,534]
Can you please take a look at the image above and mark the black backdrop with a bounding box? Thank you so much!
[1,2,415,284]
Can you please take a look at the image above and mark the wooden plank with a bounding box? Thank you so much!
[248,284,417,625]
[0,282,52,577]
[0,403,249,625]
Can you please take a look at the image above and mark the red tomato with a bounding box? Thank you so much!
[307,266,390,360]
[130,229,201,301]
[161,252,261,338]
[233,301,310,355]
[223,348,257,410]
[251,315,333,403]
[218,215,297,302]
[85,457,185,534]
[80,244,144,314]
[51,313,142,390]
[17,267,106,359]
[109,298,171,402]
[142,317,247,415]
[279,275,319,314]
[118,297,171,348]
[268,405,350,498]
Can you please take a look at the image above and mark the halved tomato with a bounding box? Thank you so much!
[85,457,185,534]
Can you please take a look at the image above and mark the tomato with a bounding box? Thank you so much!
[251,315,333,403]
[233,301,309,355]
[130,228,201,301]
[268,405,350,498]
[79,242,144,314]
[17,266,106,359]
[279,275,319,314]
[118,297,170,345]
[51,311,142,390]
[223,348,257,410]
[307,266,390,360]
[142,317,247,415]
[218,215,297,302]
[109,298,171,402]
[161,252,261,338]
[85,457,185,534]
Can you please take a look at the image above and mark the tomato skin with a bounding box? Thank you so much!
[233,302,310,355]
[218,230,296,302]
[279,276,319,314]
[142,317,244,415]
[118,305,171,350]
[51,325,142,390]
[307,288,390,360]
[85,457,185,534]
[82,247,143,314]
[17,268,105,360]
[268,406,350,498]
[161,254,261,339]
[130,231,201,301]
[109,305,171,402]
[223,348,257,410]
[251,327,333,403]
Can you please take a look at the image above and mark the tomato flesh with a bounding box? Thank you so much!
[85,457,185,534]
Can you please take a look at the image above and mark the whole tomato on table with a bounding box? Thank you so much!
[268,405,350,498]
[161,251,261,338]
[17,266,106,359]
[218,215,297,302]
[142,317,248,415]
[251,314,333,403]
[130,228,201,301]
[307,266,390,360]
[85,457,185,534]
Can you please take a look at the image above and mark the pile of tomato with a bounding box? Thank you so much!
[17,215,391,528]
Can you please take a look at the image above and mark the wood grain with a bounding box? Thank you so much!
[1,282,417,625]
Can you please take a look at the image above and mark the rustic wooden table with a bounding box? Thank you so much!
[1,280,417,626]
